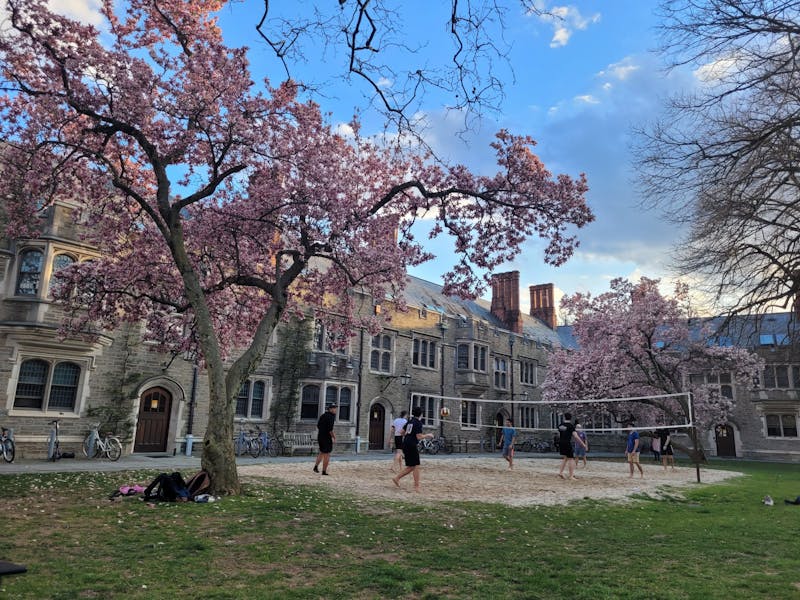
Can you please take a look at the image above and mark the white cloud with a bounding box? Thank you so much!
[48,0,104,25]
[530,3,601,48]
[377,77,393,89]
[551,26,572,47]
[574,94,599,105]
[693,56,739,83]
[597,59,641,81]
[334,123,356,138]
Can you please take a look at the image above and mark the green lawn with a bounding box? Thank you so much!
[1,460,797,599]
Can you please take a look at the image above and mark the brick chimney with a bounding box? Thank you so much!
[529,283,557,329]
[490,271,523,334]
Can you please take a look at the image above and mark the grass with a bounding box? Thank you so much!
[0,460,798,599]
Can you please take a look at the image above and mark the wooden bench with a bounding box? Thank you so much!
[0,560,27,582]
[280,432,315,455]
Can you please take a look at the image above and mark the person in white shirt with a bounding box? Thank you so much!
[390,411,408,471]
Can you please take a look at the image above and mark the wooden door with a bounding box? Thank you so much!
[715,424,736,457]
[134,387,172,453]
[369,404,385,450]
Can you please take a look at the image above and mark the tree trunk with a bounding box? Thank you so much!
[200,370,240,495]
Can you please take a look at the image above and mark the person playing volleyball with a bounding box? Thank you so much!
[500,418,517,470]
[557,412,586,480]
[392,406,434,492]
[390,410,408,471]
[625,422,644,478]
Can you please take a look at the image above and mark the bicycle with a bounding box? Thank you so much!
[431,435,452,454]
[47,419,64,461]
[255,426,281,457]
[234,423,262,458]
[1,426,15,463]
[417,437,439,454]
[516,437,534,452]
[82,424,123,461]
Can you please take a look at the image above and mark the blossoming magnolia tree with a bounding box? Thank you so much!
[0,1,593,493]
[543,278,762,446]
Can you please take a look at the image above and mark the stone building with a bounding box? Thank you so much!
[1,199,798,461]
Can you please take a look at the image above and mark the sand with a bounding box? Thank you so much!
[238,456,740,506]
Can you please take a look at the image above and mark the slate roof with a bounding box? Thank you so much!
[403,275,563,347]
[554,312,799,351]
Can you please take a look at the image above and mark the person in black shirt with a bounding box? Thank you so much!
[313,403,337,475]
[557,412,586,480]
[391,406,434,492]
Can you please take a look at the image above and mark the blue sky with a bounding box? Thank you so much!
[51,1,697,316]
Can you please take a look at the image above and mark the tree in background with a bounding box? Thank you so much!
[0,1,592,493]
[637,0,800,316]
[543,278,762,438]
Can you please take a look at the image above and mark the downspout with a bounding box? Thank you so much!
[440,324,446,437]
[187,363,198,435]
[355,327,365,443]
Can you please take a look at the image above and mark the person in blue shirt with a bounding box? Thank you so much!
[625,422,644,479]
[500,418,517,470]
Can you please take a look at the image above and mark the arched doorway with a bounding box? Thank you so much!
[369,403,386,450]
[134,387,172,453]
[715,424,736,457]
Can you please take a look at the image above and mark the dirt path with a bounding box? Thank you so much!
[239,456,740,506]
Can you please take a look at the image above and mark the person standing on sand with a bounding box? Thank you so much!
[573,423,588,468]
[390,410,408,471]
[313,403,337,475]
[660,428,676,471]
[500,418,517,470]
[625,423,644,479]
[651,432,661,463]
[557,412,586,480]
[392,406,434,492]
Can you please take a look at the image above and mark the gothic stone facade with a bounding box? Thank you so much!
[1,202,798,461]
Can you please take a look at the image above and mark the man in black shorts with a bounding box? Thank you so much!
[313,403,337,475]
[391,406,433,492]
[557,412,586,480]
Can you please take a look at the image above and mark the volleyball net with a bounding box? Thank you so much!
[409,391,694,435]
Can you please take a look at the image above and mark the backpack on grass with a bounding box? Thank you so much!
[143,472,190,502]
[185,470,212,499]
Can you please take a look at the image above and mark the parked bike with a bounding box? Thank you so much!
[1,426,15,463]
[82,424,123,461]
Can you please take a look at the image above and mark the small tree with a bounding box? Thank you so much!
[543,278,762,439]
[0,1,592,494]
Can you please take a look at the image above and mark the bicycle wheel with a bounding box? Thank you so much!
[82,433,100,458]
[2,438,14,463]
[106,437,123,461]
[248,438,262,458]
[267,439,278,457]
